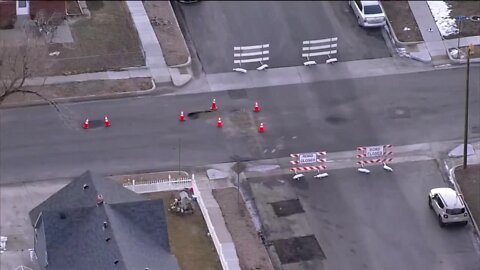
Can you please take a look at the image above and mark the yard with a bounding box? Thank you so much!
[455,164,480,231]
[434,1,480,40]
[44,0,145,76]
[145,191,222,270]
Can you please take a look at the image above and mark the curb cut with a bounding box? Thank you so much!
[449,165,480,238]
[0,78,158,109]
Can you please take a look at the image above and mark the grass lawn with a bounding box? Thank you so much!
[145,191,222,270]
[382,0,423,43]
[42,1,145,76]
[444,1,480,40]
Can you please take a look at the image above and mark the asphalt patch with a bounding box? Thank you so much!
[88,120,104,129]
[270,199,304,217]
[273,235,325,264]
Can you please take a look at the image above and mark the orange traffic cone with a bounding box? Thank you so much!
[83,119,89,129]
[258,122,265,133]
[253,101,260,112]
[217,117,223,128]
[179,111,185,122]
[104,116,111,127]
[211,98,217,111]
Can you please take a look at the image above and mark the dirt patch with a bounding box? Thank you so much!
[1,78,152,106]
[272,235,325,264]
[382,0,423,43]
[443,1,480,39]
[455,164,480,229]
[145,191,222,270]
[213,188,274,270]
[143,1,190,66]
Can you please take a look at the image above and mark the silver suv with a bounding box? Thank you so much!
[428,188,468,227]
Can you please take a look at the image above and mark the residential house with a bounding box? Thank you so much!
[29,171,181,270]
[0,0,66,28]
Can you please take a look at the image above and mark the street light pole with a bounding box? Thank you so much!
[463,45,473,169]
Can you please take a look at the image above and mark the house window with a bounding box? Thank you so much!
[18,1,27,8]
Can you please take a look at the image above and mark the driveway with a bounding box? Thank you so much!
[175,1,390,73]
[247,160,480,270]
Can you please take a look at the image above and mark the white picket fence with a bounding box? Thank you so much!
[123,176,193,193]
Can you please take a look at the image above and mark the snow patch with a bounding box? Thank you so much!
[427,1,458,37]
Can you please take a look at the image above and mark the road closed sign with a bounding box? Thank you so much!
[366,146,384,157]
[299,153,317,164]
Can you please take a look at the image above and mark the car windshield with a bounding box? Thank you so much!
[446,208,465,215]
[364,5,383,15]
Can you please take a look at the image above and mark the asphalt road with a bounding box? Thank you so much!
[175,1,391,73]
[1,68,479,183]
[284,160,480,270]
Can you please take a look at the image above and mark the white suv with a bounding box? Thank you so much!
[428,188,469,227]
[349,0,386,28]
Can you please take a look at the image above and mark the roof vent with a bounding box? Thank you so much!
[105,237,111,242]
[96,194,104,206]
[83,184,89,190]
[59,213,66,219]
[103,221,108,230]
[114,260,119,265]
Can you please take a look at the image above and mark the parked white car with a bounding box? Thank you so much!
[428,187,469,227]
[349,0,386,28]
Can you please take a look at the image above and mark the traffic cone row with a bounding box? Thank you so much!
[178,99,265,132]
[82,116,111,129]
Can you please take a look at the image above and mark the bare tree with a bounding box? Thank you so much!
[0,41,55,107]
[34,10,65,43]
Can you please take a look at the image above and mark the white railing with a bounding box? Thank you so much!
[123,177,192,193]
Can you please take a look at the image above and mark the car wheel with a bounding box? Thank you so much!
[438,215,445,227]
[428,197,432,209]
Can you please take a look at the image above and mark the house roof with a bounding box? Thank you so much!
[29,171,180,270]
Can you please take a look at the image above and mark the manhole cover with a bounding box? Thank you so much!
[271,199,304,217]
[273,235,325,264]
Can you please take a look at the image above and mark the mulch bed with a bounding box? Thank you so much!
[382,0,423,43]
[455,164,480,229]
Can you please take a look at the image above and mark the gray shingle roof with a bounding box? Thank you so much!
[29,171,180,270]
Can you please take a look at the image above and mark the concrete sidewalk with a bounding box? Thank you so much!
[406,1,480,65]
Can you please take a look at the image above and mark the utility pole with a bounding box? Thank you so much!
[463,44,474,169]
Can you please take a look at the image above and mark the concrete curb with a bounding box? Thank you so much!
[0,78,157,109]
[446,50,480,65]
[449,165,480,238]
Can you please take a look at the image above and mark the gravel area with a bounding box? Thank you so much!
[213,188,274,270]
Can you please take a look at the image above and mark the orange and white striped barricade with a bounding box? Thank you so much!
[290,151,329,179]
[356,144,394,173]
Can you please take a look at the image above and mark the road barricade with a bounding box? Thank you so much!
[290,151,329,179]
[356,144,394,173]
